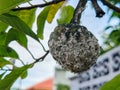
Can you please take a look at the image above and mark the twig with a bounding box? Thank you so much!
[101,0,120,13]
[34,50,49,63]
[39,41,47,52]
[27,48,49,63]
[26,48,36,60]
[91,0,105,17]
[27,1,33,6]
[12,0,65,11]
[70,0,87,24]
[18,59,25,66]
[43,0,48,3]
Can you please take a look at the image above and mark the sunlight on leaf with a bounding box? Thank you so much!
[37,6,50,39]
[47,1,65,23]
[57,5,74,24]
[18,9,36,28]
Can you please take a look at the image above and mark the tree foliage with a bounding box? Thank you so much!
[100,0,120,54]
[99,0,120,90]
[0,0,119,89]
[57,84,70,90]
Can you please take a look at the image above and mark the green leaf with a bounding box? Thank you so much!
[0,45,19,58]
[57,5,74,24]
[0,0,29,14]
[20,70,28,79]
[0,21,8,32]
[109,11,120,21]
[0,13,39,42]
[6,28,27,48]
[37,6,50,39]
[0,57,12,68]
[117,87,120,90]
[108,29,120,45]
[0,64,32,90]
[100,74,120,90]
[47,1,64,23]
[18,9,36,28]
[0,72,6,80]
[9,9,36,28]
[0,32,7,46]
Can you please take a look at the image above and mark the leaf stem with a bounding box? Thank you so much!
[39,41,47,52]
[18,59,25,66]
[27,1,33,6]
[26,48,36,60]
[43,0,48,3]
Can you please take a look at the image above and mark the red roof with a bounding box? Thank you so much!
[27,78,53,90]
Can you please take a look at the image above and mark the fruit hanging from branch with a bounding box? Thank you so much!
[48,0,100,73]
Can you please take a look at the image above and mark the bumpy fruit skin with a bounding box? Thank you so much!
[48,24,100,73]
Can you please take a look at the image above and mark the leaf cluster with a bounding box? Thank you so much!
[0,0,68,89]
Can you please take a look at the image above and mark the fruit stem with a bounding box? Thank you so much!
[70,0,87,25]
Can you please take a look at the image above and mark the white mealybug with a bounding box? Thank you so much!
[48,24,100,73]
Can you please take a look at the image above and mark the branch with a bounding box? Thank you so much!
[34,50,49,63]
[26,48,49,64]
[39,41,47,52]
[12,0,65,11]
[101,0,120,13]
[91,0,105,17]
[18,59,25,65]
[70,0,87,24]
[27,48,36,60]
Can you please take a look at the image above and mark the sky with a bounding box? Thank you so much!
[10,0,113,89]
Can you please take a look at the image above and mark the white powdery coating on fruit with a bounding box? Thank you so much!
[48,24,100,73]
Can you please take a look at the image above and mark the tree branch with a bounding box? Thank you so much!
[26,47,49,62]
[12,0,65,11]
[70,0,87,24]
[39,41,47,52]
[34,50,49,63]
[91,0,105,17]
[101,0,120,13]
[18,59,25,65]
[27,48,36,60]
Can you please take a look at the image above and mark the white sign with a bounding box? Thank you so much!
[70,46,120,90]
